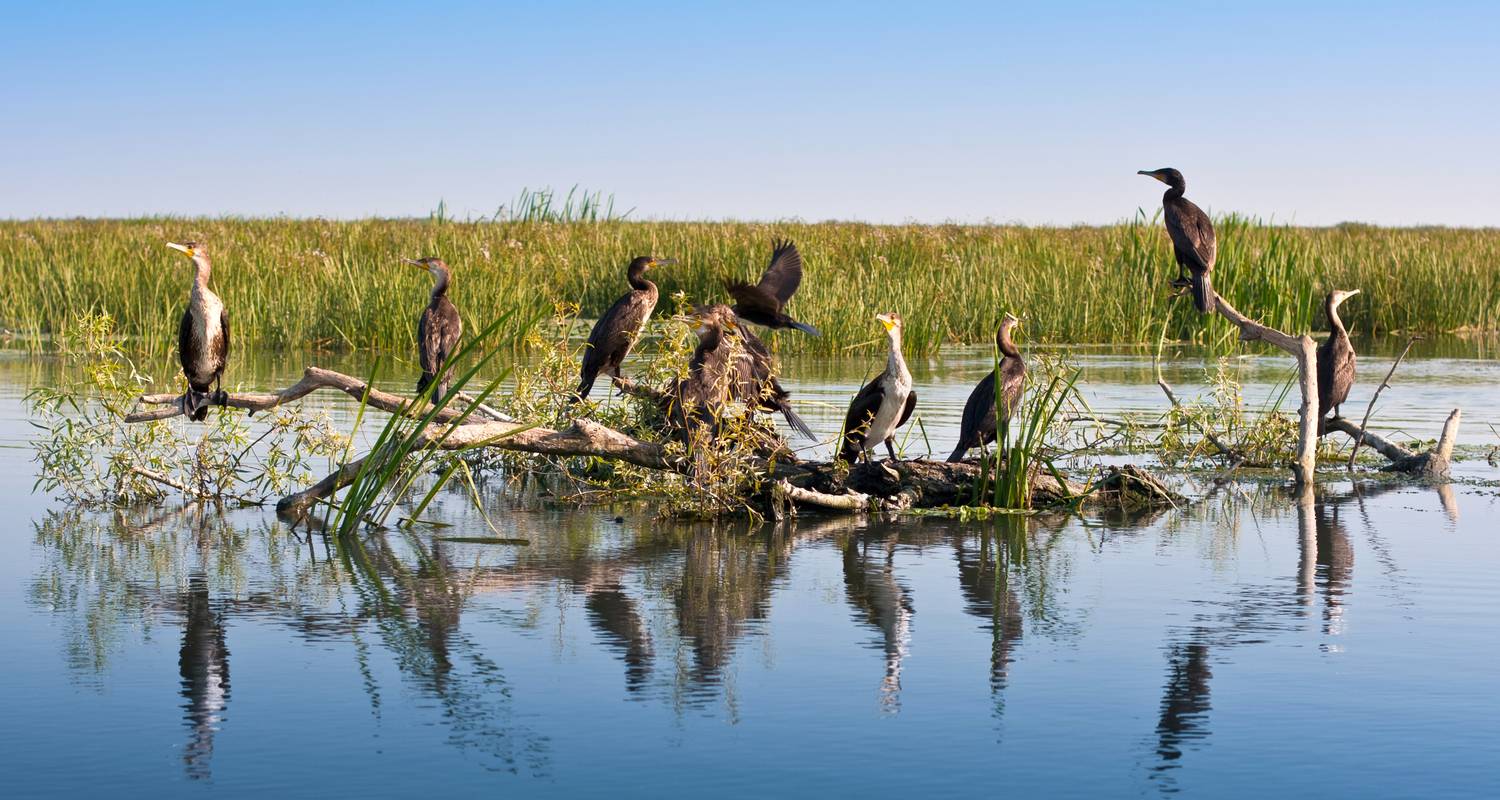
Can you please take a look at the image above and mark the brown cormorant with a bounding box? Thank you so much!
[576,256,674,401]
[948,313,1025,461]
[1317,289,1359,433]
[726,239,820,335]
[838,312,916,463]
[404,257,463,405]
[1139,168,1217,314]
[167,241,229,421]
[689,304,816,439]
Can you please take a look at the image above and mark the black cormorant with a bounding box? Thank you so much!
[838,312,916,463]
[1317,289,1359,433]
[690,304,816,439]
[404,257,463,405]
[576,255,674,401]
[948,313,1025,462]
[726,239,820,335]
[1139,168,1217,314]
[167,241,229,421]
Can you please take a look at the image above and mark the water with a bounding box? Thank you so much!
[2,345,1498,798]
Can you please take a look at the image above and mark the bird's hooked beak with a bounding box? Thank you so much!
[649,257,677,269]
[1332,288,1361,307]
[876,313,896,332]
[1138,169,1168,184]
[1003,312,1021,327]
[166,242,195,258]
[402,258,429,272]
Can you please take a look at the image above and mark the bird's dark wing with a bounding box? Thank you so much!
[842,379,885,442]
[418,308,438,375]
[177,307,193,377]
[1165,198,1217,272]
[585,290,654,369]
[218,307,230,371]
[757,239,803,305]
[960,373,997,438]
[897,389,918,428]
[439,299,462,360]
[725,280,777,316]
[999,358,1026,420]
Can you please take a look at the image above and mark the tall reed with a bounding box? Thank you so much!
[3,216,1496,356]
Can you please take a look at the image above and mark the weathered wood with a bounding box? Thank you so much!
[127,366,515,424]
[1209,294,1320,483]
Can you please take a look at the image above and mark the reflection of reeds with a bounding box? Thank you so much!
[6,216,1499,356]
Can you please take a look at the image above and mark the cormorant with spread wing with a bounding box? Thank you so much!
[726,239,820,335]
[404,257,463,405]
[948,313,1026,461]
[1139,168,1217,314]
[1317,289,1360,434]
[838,313,916,463]
[576,255,674,401]
[167,241,229,421]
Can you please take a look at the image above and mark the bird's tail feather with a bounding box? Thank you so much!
[946,441,969,463]
[790,320,822,336]
[779,403,816,440]
[574,372,596,403]
[1192,270,1215,314]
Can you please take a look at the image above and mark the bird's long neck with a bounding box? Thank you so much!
[997,325,1021,359]
[1325,297,1347,337]
[189,257,214,299]
[886,332,910,383]
[430,270,450,302]
[1163,181,1185,202]
[627,267,654,293]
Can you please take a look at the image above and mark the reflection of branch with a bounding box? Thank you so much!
[1346,337,1418,469]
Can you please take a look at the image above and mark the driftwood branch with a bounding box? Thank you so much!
[126,366,515,424]
[1209,294,1320,483]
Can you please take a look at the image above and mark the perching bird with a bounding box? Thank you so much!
[726,239,821,335]
[576,256,675,401]
[1139,168,1217,314]
[404,257,463,406]
[838,312,917,463]
[1317,289,1360,434]
[948,313,1026,462]
[166,241,229,421]
[689,304,816,439]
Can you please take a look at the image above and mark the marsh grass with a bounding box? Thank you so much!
[3,215,1497,357]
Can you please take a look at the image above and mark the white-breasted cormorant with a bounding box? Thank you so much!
[576,255,674,401]
[838,312,916,463]
[1317,289,1359,433]
[726,239,820,335]
[948,313,1025,462]
[167,241,229,421]
[404,257,463,405]
[1139,168,1217,314]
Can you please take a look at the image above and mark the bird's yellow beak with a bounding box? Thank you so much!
[650,257,677,269]
[876,313,895,331]
[166,242,195,257]
[402,258,427,271]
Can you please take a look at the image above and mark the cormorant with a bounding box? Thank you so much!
[1139,168,1217,314]
[576,255,674,401]
[838,312,916,463]
[726,239,821,335]
[690,304,816,439]
[948,313,1026,462]
[167,241,229,421]
[404,257,463,405]
[1317,289,1360,433]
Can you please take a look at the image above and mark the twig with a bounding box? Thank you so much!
[1153,356,1243,466]
[1347,336,1420,469]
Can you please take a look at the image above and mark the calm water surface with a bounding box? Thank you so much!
[1,345,1497,798]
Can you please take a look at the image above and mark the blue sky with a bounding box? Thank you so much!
[2,1,1496,224]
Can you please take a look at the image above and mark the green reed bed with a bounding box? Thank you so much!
[2,216,1497,356]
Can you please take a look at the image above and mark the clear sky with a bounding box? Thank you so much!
[3,1,1496,225]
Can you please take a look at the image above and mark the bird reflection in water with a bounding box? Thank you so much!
[842,531,914,713]
[178,573,230,781]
